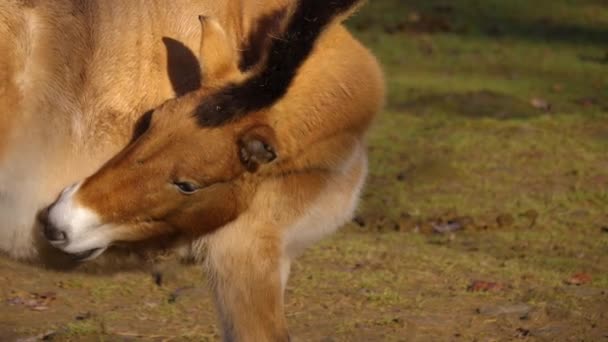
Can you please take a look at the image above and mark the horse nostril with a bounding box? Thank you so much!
[43,223,67,243]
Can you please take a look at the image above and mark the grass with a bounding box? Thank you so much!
[64,321,102,337]
[1,0,608,340]
[350,0,607,115]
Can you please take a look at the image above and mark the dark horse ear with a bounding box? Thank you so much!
[238,125,277,172]
[195,0,364,127]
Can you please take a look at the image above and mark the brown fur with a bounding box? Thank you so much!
[1,1,384,340]
[72,5,384,243]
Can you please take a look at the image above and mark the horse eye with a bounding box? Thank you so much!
[174,181,199,195]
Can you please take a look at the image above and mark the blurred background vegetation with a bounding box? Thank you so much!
[348,0,608,230]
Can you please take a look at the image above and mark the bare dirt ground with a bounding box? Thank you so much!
[2,0,608,341]
[1,221,607,341]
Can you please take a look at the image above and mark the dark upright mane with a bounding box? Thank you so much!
[195,0,362,127]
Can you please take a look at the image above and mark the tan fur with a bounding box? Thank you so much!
[0,1,385,340]
[199,17,242,81]
[0,0,276,259]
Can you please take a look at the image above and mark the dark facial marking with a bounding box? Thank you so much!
[130,110,154,142]
[238,9,288,72]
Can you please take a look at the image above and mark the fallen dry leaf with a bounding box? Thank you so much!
[467,280,505,292]
[564,273,592,286]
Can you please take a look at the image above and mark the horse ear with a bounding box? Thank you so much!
[238,125,277,172]
[198,16,241,81]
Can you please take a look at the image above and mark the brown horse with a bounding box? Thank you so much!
[1,0,384,340]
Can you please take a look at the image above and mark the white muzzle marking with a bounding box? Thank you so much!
[46,181,111,255]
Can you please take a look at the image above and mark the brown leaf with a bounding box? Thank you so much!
[564,273,592,286]
[467,280,505,292]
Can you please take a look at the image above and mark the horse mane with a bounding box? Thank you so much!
[194,0,363,127]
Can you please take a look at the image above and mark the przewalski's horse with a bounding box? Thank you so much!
[1,0,384,340]
[0,0,291,261]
